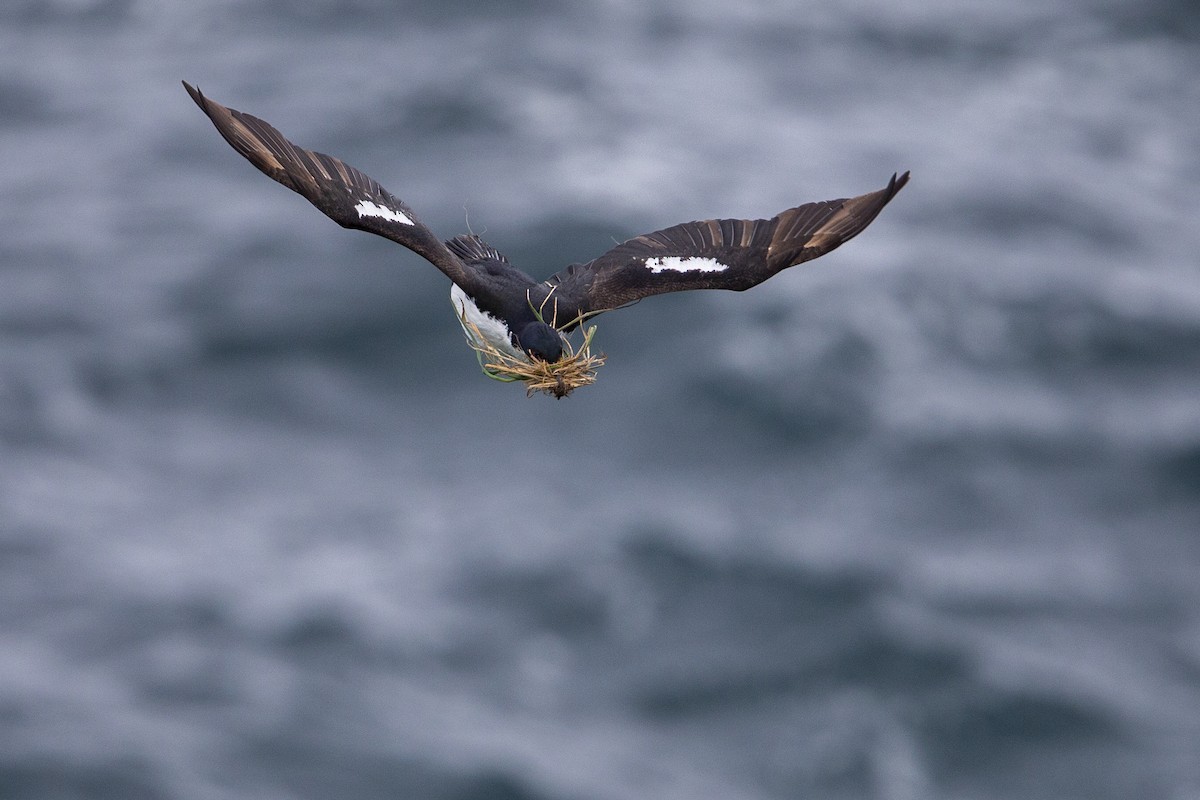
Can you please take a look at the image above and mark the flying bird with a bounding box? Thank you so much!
[183,81,909,397]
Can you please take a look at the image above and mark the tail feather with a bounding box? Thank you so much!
[446,234,509,265]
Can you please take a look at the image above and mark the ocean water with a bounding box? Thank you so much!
[2,1,1200,798]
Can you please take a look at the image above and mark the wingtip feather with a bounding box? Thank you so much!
[181,80,205,109]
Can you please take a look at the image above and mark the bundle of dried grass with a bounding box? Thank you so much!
[455,291,606,398]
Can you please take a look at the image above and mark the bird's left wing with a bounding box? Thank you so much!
[545,171,909,320]
[183,82,478,290]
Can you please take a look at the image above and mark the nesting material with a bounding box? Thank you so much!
[454,291,606,398]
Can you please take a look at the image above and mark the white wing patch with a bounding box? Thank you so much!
[354,199,414,226]
[644,256,728,274]
[450,284,527,360]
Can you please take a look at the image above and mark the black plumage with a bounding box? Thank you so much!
[183,82,908,371]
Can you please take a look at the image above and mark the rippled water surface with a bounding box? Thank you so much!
[2,1,1200,798]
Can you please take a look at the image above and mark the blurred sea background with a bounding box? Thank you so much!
[3,1,1200,798]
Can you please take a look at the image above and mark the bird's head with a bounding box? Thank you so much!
[515,321,564,363]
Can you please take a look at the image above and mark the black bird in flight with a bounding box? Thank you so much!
[183,81,908,395]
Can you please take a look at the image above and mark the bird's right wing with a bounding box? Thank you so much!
[545,172,909,318]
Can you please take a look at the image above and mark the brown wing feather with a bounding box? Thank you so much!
[182,81,477,290]
[545,171,909,318]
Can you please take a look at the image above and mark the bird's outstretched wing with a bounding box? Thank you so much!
[182,81,478,290]
[545,171,909,318]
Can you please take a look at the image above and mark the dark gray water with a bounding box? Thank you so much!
[3,1,1200,798]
